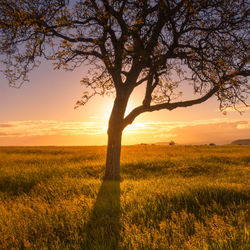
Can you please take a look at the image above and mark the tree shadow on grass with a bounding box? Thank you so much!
[81,180,120,250]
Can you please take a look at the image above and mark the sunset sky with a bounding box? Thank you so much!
[0,60,249,146]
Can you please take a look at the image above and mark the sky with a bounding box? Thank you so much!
[0,60,249,146]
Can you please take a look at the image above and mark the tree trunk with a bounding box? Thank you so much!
[104,127,122,180]
[104,92,129,180]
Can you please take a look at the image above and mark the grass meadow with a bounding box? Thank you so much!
[0,145,249,249]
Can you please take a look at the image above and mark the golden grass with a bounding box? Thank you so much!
[0,145,249,249]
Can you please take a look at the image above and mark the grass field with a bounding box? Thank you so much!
[0,145,249,249]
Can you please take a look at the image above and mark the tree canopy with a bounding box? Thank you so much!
[0,0,249,178]
[1,0,249,109]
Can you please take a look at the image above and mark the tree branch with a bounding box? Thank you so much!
[123,86,219,129]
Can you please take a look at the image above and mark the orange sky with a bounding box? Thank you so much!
[0,61,249,146]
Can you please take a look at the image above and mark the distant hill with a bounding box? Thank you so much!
[231,139,250,145]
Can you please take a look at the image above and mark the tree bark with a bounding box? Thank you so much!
[104,92,129,180]
[104,127,122,180]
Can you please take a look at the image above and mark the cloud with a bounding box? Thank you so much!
[167,121,250,144]
[0,119,249,145]
[0,124,13,128]
[0,120,107,138]
[237,122,250,129]
[124,119,250,144]
[0,132,8,136]
[124,118,236,134]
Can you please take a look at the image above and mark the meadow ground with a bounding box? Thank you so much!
[0,145,249,249]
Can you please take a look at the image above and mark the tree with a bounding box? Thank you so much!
[0,0,249,179]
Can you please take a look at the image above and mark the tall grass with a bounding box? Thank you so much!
[0,145,249,249]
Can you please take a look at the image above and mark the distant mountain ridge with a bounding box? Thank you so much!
[231,139,250,145]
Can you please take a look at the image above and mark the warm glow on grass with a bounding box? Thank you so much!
[0,145,249,249]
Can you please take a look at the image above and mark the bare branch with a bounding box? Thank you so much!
[123,86,219,128]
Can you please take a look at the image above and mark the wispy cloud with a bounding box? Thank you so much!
[124,118,243,134]
[124,119,250,144]
[0,124,13,128]
[0,120,107,138]
[167,120,250,144]
[237,122,250,129]
[0,119,249,145]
